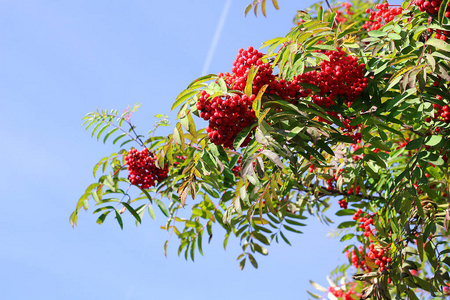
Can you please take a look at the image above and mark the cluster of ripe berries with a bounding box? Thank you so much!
[432,29,450,41]
[222,47,307,101]
[353,209,375,237]
[335,2,354,23]
[297,48,367,108]
[328,285,357,300]
[198,46,313,148]
[429,95,450,123]
[362,3,403,31]
[232,156,243,177]
[197,91,256,148]
[351,143,363,162]
[415,0,450,17]
[338,199,349,209]
[125,148,168,189]
[199,46,368,148]
[443,284,450,295]
[337,185,361,209]
[350,210,392,274]
[343,119,363,144]
[347,246,371,272]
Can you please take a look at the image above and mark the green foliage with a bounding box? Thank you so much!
[244,0,280,18]
[73,0,450,298]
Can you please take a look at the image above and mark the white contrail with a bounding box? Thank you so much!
[201,0,233,76]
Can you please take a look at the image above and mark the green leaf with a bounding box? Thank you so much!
[261,149,283,169]
[112,133,127,145]
[147,205,156,220]
[284,218,305,226]
[317,6,323,21]
[426,38,450,52]
[283,225,302,234]
[197,230,203,256]
[439,0,450,25]
[306,290,321,299]
[335,209,356,216]
[424,135,442,146]
[340,233,355,242]
[96,125,109,141]
[309,280,327,292]
[337,221,356,229]
[245,66,258,96]
[154,199,169,217]
[406,138,423,150]
[388,33,401,40]
[186,111,197,139]
[384,88,416,111]
[253,84,268,118]
[121,202,142,224]
[96,211,111,224]
[114,208,124,229]
[103,128,119,144]
[253,217,270,225]
[248,253,258,268]
[368,30,387,38]
[280,230,291,246]
[419,150,445,165]
[253,242,268,255]
[186,220,200,228]
[233,123,254,149]
[239,258,246,270]
[252,232,270,245]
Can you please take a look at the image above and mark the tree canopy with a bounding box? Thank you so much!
[72,0,450,298]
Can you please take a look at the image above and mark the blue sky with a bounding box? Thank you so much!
[0,0,373,299]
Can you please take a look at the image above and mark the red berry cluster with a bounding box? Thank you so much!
[366,243,391,273]
[363,3,403,31]
[221,46,307,100]
[432,29,450,41]
[199,46,368,148]
[296,48,368,108]
[343,119,363,144]
[335,2,354,23]
[197,91,256,148]
[323,168,341,191]
[351,210,392,273]
[223,47,272,95]
[328,285,357,300]
[338,199,348,209]
[125,148,168,189]
[348,185,361,195]
[337,186,361,209]
[353,209,375,237]
[432,95,450,122]
[232,156,243,177]
[347,246,371,272]
[351,143,363,162]
[199,46,317,148]
[415,0,450,17]
[410,269,419,276]
[443,283,450,295]
[396,139,409,149]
